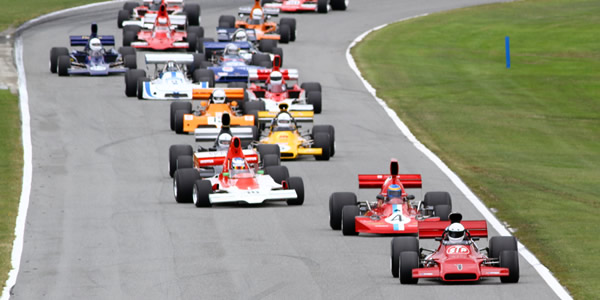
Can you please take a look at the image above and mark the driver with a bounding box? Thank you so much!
[165,61,178,72]
[275,112,293,129]
[445,223,466,244]
[88,38,104,58]
[211,89,227,104]
[233,30,248,42]
[149,0,162,10]
[267,71,286,93]
[224,43,240,56]
[215,133,232,150]
[250,9,263,25]
[230,157,248,175]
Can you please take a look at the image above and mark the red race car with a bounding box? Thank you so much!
[391,212,520,284]
[122,2,203,51]
[117,0,200,28]
[262,0,348,13]
[328,159,453,235]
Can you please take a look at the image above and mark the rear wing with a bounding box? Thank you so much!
[216,28,258,42]
[70,35,115,46]
[249,68,298,82]
[194,127,255,142]
[417,220,488,238]
[192,88,246,100]
[194,149,259,167]
[142,0,183,4]
[238,7,279,17]
[358,174,422,189]
[142,13,187,26]
[145,53,194,64]
[203,41,253,52]
[257,110,313,124]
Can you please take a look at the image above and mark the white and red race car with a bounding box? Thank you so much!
[262,0,348,13]
[172,136,304,207]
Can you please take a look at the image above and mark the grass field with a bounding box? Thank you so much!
[1,0,104,32]
[352,0,599,298]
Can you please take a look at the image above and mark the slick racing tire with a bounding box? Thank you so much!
[500,250,520,283]
[118,46,136,57]
[243,100,265,115]
[423,191,452,212]
[312,125,335,156]
[57,55,71,76]
[124,69,145,97]
[193,180,212,207]
[272,47,284,66]
[258,39,277,53]
[329,192,357,230]
[261,0,274,4]
[193,69,215,87]
[123,54,137,69]
[265,165,289,184]
[218,15,236,28]
[317,0,328,13]
[184,4,201,27]
[176,155,194,171]
[399,251,419,284]
[391,236,419,278]
[136,77,149,100]
[169,144,193,177]
[301,82,322,93]
[117,9,129,28]
[123,2,138,14]
[279,18,296,41]
[170,102,192,131]
[330,0,348,10]
[341,206,359,236]
[174,110,190,134]
[251,53,271,67]
[258,61,272,68]
[173,168,200,203]
[50,47,69,73]
[262,154,280,168]
[187,33,198,53]
[123,30,137,47]
[433,204,451,221]
[306,91,322,114]
[197,37,214,55]
[489,236,518,259]
[313,132,331,161]
[278,24,291,44]
[257,144,280,164]
[227,82,247,89]
[286,176,304,205]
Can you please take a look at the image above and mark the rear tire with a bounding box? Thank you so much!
[57,55,70,76]
[317,0,328,13]
[341,205,359,236]
[301,82,322,93]
[423,191,452,212]
[329,192,357,230]
[193,69,215,87]
[391,236,419,278]
[257,144,280,163]
[330,0,348,10]
[170,102,192,131]
[433,204,451,221]
[399,251,419,284]
[218,15,236,28]
[50,47,69,73]
[169,144,193,177]
[173,168,200,203]
[262,154,280,168]
[489,236,518,259]
[123,2,138,13]
[286,177,304,205]
[184,4,201,26]
[258,39,277,53]
[265,165,289,184]
[193,180,212,207]
[117,9,130,28]
[280,18,296,41]
[251,53,271,67]
[123,30,137,47]
[278,25,291,44]
[306,91,322,113]
[176,155,194,170]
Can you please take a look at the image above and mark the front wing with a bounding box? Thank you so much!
[209,189,297,204]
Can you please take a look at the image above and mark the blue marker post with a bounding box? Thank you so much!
[505,36,510,69]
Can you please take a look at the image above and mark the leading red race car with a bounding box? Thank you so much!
[391,212,520,284]
[262,0,348,13]
[329,159,453,236]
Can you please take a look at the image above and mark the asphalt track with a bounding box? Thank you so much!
[12,0,561,299]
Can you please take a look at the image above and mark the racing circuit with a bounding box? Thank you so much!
[7,0,565,298]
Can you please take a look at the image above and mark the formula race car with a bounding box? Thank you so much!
[124,53,211,99]
[255,104,334,160]
[122,2,203,51]
[207,28,284,64]
[117,0,200,28]
[391,212,520,284]
[218,0,297,43]
[170,87,258,136]
[329,159,453,235]
[49,24,137,76]
[172,136,304,206]
[262,0,348,13]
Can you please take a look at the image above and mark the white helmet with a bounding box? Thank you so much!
[233,30,247,42]
[217,133,232,148]
[224,43,240,56]
[252,9,263,21]
[212,89,226,104]
[269,71,285,92]
[447,223,465,244]
[276,113,292,127]
[89,38,102,52]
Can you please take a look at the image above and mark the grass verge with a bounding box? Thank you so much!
[1,0,104,32]
[352,0,599,299]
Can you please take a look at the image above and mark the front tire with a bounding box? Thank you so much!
[173,168,200,203]
[399,251,419,284]
[170,102,192,131]
[286,176,304,205]
[57,55,70,76]
[193,180,212,207]
[341,205,359,235]
[500,250,520,283]
[125,69,145,97]
[50,47,69,73]
[313,132,331,161]
[391,236,419,278]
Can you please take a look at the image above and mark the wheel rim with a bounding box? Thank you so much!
[192,187,198,204]
[173,179,178,198]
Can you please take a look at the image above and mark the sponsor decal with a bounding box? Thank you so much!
[446,245,470,255]
[184,115,194,120]
[245,116,253,121]
[457,264,463,271]
[200,159,214,164]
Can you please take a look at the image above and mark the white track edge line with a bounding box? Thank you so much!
[1,1,120,299]
[345,14,572,300]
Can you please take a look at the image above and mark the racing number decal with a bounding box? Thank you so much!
[384,205,411,231]
[446,246,470,255]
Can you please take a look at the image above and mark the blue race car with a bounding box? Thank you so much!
[49,24,137,76]
[201,41,273,84]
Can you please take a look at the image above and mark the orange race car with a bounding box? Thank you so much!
[217,0,297,43]
[170,88,258,139]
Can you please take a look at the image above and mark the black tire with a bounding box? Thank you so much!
[261,0,274,4]
[243,101,265,115]
[174,110,191,134]
[286,176,304,205]
[119,46,136,57]
[123,25,141,34]
[177,155,194,171]
[197,37,214,54]
[137,77,149,100]
[125,69,144,97]
[265,165,289,184]
[500,250,520,283]
[306,91,322,114]
[258,61,272,68]
[272,47,283,66]
[227,82,247,89]
[489,236,518,259]
[312,125,335,156]
[329,192,357,230]
[193,180,212,207]
[187,33,197,53]
[186,53,203,75]
[170,102,192,131]
[193,69,215,87]
[50,47,69,73]
[123,30,137,47]
[257,144,280,163]
[218,15,236,28]
[124,54,137,69]
[433,204,451,221]
[278,24,291,44]
[280,18,296,41]
[262,154,280,168]
[341,205,359,236]
[251,53,271,67]
[117,9,130,28]
[188,26,204,39]
[258,39,277,53]
[184,4,201,26]
[313,132,331,161]
[330,0,348,10]
[173,168,200,203]
[301,82,322,93]
[391,236,419,278]
[423,191,452,211]
[57,55,70,76]
[399,251,419,284]
[169,144,193,177]
[317,0,328,13]
[123,2,138,13]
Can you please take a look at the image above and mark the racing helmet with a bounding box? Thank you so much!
[233,30,248,42]
[166,61,177,72]
[89,38,102,52]
[276,113,292,127]
[224,43,240,56]
[231,157,246,170]
[217,133,232,149]
[251,9,263,22]
[212,89,227,104]
[447,223,466,243]
[269,71,285,92]
[387,184,402,200]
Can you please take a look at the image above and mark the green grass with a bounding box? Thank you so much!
[0,90,23,290]
[353,0,599,299]
[0,0,103,32]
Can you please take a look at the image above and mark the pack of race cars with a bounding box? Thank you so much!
[48,0,520,287]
